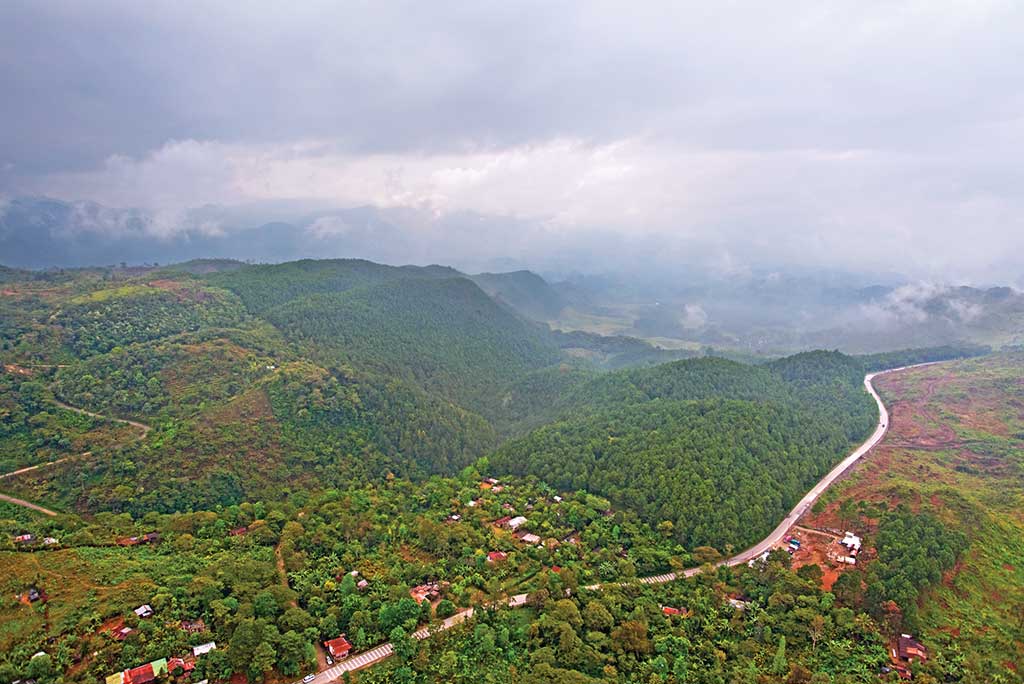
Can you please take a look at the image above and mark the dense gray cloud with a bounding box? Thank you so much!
[1,1,1023,280]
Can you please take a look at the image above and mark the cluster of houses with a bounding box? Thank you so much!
[836,531,862,565]
[109,604,209,648]
[479,477,505,493]
[335,569,369,591]
[409,582,447,604]
[12,533,59,547]
[105,643,215,684]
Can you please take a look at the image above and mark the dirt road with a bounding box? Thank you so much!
[0,397,152,515]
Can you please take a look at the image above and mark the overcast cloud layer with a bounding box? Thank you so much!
[2,1,1023,281]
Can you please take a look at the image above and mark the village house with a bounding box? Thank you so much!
[410,582,442,604]
[228,526,248,536]
[506,515,528,531]
[116,532,159,547]
[192,642,216,657]
[514,531,541,545]
[357,579,369,591]
[166,656,196,675]
[180,619,206,634]
[896,634,928,663]
[324,635,352,660]
[133,605,153,619]
[487,551,508,563]
[113,627,134,641]
[13,533,33,544]
[727,598,751,611]
[661,606,688,617]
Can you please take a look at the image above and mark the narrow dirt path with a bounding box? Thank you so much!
[0,493,59,516]
[50,399,152,437]
[0,396,153,515]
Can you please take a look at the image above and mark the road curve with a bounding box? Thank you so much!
[309,362,935,682]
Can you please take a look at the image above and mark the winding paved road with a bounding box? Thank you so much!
[307,362,935,682]
[0,362,933,681]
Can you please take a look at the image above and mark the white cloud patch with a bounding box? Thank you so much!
[23,133,1024,280]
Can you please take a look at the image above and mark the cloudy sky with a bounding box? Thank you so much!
[2,1,1023,280]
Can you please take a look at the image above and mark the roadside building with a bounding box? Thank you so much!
[325,635,352,660]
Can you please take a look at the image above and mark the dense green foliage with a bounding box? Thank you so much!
[494,353,879,550]
[0,258,998,683]
[56,284,246,356]
[359,552,891,684]
[856,344,990,372]
[262,277,560,411]
[866,507,968,630]
[470,270,566,320]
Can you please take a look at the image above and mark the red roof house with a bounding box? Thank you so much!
[487,551,508,563]
[662,606,682,616]
[167,657,195,674]
[325,635,352,660]
[124,663,156,684]
[897,635,928,662]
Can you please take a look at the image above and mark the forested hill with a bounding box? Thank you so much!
[0,258,983,526]
[492,351,882,550]
[207,260,561,414]
[469,270,566,321]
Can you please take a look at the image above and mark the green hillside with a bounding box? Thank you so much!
[493,351,880,550]
[470,269,566,320]
[262,277,561,413]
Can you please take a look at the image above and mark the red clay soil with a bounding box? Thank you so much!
[781,527,847,591]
